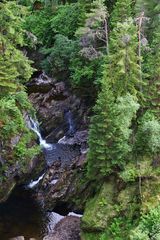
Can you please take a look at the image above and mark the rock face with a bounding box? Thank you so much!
[27,73,91,211]
[28,73,90,142]
[36,152,90,211]
[0,133,43,203]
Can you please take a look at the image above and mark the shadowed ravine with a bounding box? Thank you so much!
[0,110,82,239]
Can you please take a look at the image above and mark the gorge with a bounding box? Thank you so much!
[0,71,88,240]
[0,0,160,239]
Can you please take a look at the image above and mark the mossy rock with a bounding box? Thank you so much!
[117,184,138,217]
[81,232,103,240]
[81,177,116,232]
[141,176,160,212]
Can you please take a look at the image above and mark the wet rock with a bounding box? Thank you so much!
[58,130,88,145]
[27,73,91,212]
[10,236,25,240]
[29,78,89,142]
[27,72,55,94]
[43,216,80,240]
[43,143,81,167]
[36,152,91,211]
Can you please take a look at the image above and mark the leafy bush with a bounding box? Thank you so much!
[50,3,85,39]
[70,54,103,87]
[41,34,78,76]
[135,111,160,155]
[130,206,160,240]
[25,8,53,46]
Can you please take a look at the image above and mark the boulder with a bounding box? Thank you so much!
[43,216,80,240]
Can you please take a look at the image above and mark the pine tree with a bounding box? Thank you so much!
[0,1,33,95]
[106,19,141,97]
[87,81,139,179]
[87,19,141,180]
[110,0,133,28]
[144,24,160,116]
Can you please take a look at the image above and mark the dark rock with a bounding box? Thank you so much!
[27,73,91,212]
[27,72,55,94]
[43,216,80,240]
[29,78,89,142]
[36,153,90,211]
[43,143,81,167]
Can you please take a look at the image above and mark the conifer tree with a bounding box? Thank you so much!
[0,1,33,95]
[110,0,133,28]
[144,25,160,116]
[87,19,141,180]
[87,82,139,179]
[106,19,141,97]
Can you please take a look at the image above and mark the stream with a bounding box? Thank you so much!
[0,109,82,239]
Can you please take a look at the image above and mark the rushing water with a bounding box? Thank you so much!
[28,117,53,150]
[0,114,81,239]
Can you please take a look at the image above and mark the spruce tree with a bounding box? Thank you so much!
[144,25,160,116]
[87,82,139,179]
[0,1,33,95]
[110,0,133,28]
[106,19,141,97]
[87,19,141,180]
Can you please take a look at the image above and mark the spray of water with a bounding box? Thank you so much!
[28,117,53,150]
[27,173,45,189]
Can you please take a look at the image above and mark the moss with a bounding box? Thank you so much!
[141,177,160,213]
[0,179,16,202]
[81,177,116,232]
[81,232,103,240]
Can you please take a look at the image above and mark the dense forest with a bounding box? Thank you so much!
[0,0,160,239]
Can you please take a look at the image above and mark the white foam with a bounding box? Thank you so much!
[68,212,83,217]
[28,173,45,189]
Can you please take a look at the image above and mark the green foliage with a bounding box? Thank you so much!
[0,1,26,47]
[41,34,77,76]
[0,97,24,138]
[0,1,33,94]
[110,0,133,28]
[70,55,103,87]
[51,3,85,39]
[14,133,40,171]
[0,1,39,185]
[87,91,139,179]
[0,93,33,139]
[25,8,53,46]
[120,163,138,182]
[69,0,107,88]
[106,19,142,97]
[144,26,160,115]
[135,112,160,156]
[130,206,160,240]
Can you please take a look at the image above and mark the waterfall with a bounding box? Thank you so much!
[28,117,53,150]
[65,110,76,136]
[58,110,76,144]
[27,173,45,189]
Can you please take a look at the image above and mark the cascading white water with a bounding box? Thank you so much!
[27,117,55,188]
[28,173,45,189]
[28,117,53,150]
